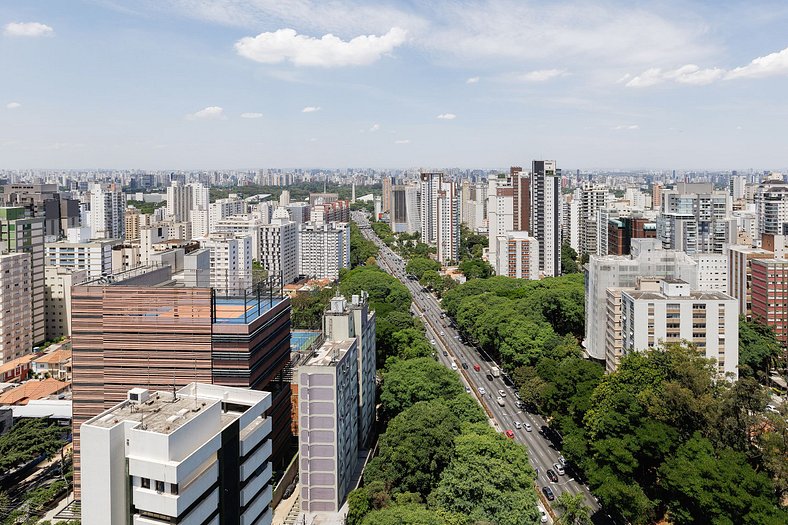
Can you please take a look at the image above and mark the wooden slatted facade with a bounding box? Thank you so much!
[72,279,292,499]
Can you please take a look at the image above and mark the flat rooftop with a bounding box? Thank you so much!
[87,391,237,434]
[291,331,321,352]
[624,290,733,301]
[213,297,285,324]
[305,339,355,367]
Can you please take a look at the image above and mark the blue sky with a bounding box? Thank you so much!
[1,0,787,170]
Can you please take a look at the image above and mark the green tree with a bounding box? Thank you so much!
[420,270,444,292]
[388,328,433,363]
[350,222,379,267]
[428,424,539,525]
[365,400,462,498]
[406,257,441,280]
[738,317,782,377]
[561,243,579,274]
[457,259,493,280]
[0,419,65,475]
[555,493,592,525]
[380,358,464,418]
[290,287,334,329]
[659,434,787,525]
[361,504,446,525]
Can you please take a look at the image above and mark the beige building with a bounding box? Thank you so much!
[45,266,88,340]
[726,244,773,318]
[124,207,141,242]
[494,231,539,280]
[0,253,33,363]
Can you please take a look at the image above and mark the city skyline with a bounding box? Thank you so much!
[1,1,788,170]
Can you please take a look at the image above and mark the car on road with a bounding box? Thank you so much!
[524,422,532,432]
[473,364,481,371]
[451,362,458,371]
[478,387,486,395]
[496,396,505,406]
[553,463,565,475]
[498,389,506,397]
[505,429,515,439]
[546,469,558,482]
[537,505,548,523]
[430,339,436,345]
[558,454,566,466]
[442,350,448,356]
[542,486,555,501]
[486,373,494,381]
[465,386,471,394]
[439,331,445,336]
[514,391,521,400]
[513,421,522,429]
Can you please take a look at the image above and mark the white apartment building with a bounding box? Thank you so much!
[111,244,141,273]
[0,253,32,363]
[165,181,193,222]
[619,279,738,378]
[494,231,539,280]
[44,266,87,340]
[530,160,561,277]
[198,233,253,295]
[45,239,119,278]
[754,176,788,237]
[284,202,310,225]
[81,383,273,525]
[214,215,264,262]
[209,197,246,231]
[420,172,460,264]
[89,183,125,240]
[657,183,735,254]
[562,194,580,253]
[259,209,298,285]
[486,176,513,272]
[298,221,350,280]
[297,338,360,515]
[579,183,609,257]
[691,253,728,293]
[321,292,377,447]
[585,239,698,361]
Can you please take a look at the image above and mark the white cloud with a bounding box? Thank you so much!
[519,69,567,82]
[6,102,21,110]
[186,106,226,120]
[613,124,640,130]
[302,106,321,113]
[235,27,407,67]
[240,112,263,119]
[369,123,380,132]
[3,22,54,37]
[436,113,456,120]
[626,46,788,87]
[726,47,788,80]
[394,139,410,144]
[466,76,480,84]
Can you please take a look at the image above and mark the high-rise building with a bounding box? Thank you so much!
[511,166,530,233]
[390,182,420,234]
[652,182,663,211]
[618,279,738,377]
[725,244,774,318]
[751,258,788,347]
[297,293,376,517]
[754,176,788,238]
[0,206,45,344]
[259,209,299,285]
[730,174,747,200]
[607,216,657,256]
[124,207,141,242]
[419,172,459,264]
[89,183,125,240]
[198,233,253,295]
[0,183,80,238]
[71,266,292,497]
[657,183,734,254]
[80,383,273,525]
[382,176,392,214]
[45,239,119,278]
[165,181,193,223]
[44,266,87,340]
[298,221,350,280]
[494,231,539,280]
[486,175,513,272]
[585,239,698,361]
[0,253,32,363]
[579,183,609,257]
[530,160,561,276]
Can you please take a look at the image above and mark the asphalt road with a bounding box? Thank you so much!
[354,212,619,525]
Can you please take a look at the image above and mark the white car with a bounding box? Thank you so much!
[553,463,565,476]
[465,386,472,394]
[524,422,532,432]
[498,389,506,397]
[451,362,458,371]
[478,387,486,396]
[537,505,548,523]
[440,331,445,336]
[430,339,436,345]
[514,421,522,429]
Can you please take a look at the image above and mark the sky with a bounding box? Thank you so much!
[1,0,787,170]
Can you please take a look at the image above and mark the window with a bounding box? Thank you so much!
[155,480,165,493]
[141,477,150,489]
[170,483,179,495]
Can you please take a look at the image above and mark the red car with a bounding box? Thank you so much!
[473,364,481,371]
[505,429,515,439]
